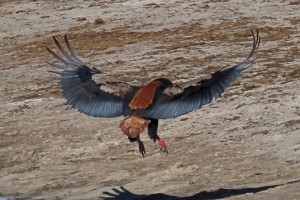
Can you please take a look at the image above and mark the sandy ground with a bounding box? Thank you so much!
[1,0,300,199]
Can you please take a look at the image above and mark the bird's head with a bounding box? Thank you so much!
[156,78,173,89]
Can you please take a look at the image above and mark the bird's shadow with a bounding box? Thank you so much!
[100,180,300,200]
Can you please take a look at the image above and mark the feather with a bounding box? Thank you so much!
[46,30,260,120]
[134,29,260,119]
[129,79,167,109]
[46,35,135,118]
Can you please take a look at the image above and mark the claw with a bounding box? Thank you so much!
[138,140,146,157]
[159,137,168,154]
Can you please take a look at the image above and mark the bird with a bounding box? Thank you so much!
[46,29,260,157]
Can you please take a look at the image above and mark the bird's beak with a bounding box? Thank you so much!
[91,67,102,75]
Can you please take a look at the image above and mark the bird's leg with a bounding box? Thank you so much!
[158,136,168,154]
[128,136,145,157]
[147,119,168,154]
[147,119,159,142]
[136,136,145,157]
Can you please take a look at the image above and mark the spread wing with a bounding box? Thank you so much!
[46,35,137,118]
[137,29,260,119]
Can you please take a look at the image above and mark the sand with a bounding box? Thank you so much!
[0,0,300,199]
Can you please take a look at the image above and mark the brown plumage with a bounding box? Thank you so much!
[46,30,260,156]
[120,114,151,137]
[129,79,165,109]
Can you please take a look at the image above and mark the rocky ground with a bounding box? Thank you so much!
[0,0,300,199]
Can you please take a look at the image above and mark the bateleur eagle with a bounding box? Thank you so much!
[46,30,260,156]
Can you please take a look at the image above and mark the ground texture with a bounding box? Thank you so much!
[0,0,300,199]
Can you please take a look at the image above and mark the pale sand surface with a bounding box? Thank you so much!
[0,0,299,199]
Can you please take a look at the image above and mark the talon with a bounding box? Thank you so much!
[138,140,146,157]
[159,137,168,154]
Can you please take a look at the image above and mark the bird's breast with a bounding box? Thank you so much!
[119,114,150,137]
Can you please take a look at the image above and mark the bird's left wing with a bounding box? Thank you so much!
[46,35,136,118]
[138,29,260,119]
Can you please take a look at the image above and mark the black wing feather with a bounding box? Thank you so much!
[46,35,125,118]
[137,29,260,119]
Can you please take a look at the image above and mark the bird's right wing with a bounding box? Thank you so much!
[46,35,136,118]
[137,30,260,119]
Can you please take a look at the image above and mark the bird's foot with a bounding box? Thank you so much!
[137,140,146,157]
[159,137,168,154]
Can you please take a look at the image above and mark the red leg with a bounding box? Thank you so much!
[158,137,168,154]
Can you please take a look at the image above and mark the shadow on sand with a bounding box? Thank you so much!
[101,180,300,200]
